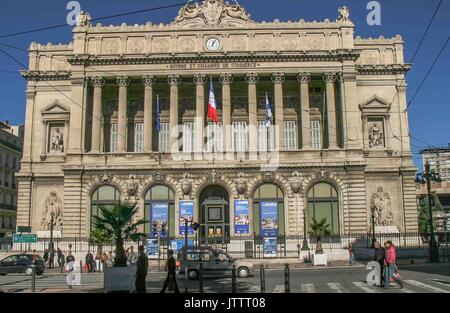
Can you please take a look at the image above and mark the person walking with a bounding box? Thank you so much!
[107,251,114,267]
[49,248,55,269]
[135,245,148,293]
[383,241,403,289]
[101,252,108,272]
[57,248,62,267]
[58,250,66,273]
[348,243,356,265]
[160,249,179,293]
[373,241,385,287]
[43,249,49,269]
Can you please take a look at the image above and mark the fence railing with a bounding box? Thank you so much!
[8,232,450,259]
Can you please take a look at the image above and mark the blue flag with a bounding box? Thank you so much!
[265,93,272,128]
[156,94,161,133]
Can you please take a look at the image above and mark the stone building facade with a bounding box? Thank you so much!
[17,1,418,241]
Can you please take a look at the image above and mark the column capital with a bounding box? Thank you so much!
[219,73,233,85]
[193,74,207,85]
[245,73,259,84]
[90,76,105,88]
[271,72,285,84]
[142,75,156,86]
[323,72,337,83]
[297,72,311,83]
[167,74,181,86]
[116,75,130,87]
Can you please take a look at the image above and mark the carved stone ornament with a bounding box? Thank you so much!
[126,174,139,198]
[40,192,63,231]
[174,0,251,28]
[76,11,91,27]
[208,169,218,183]
[153,172,165,184]
[290,171,303,194]
[370,186,394,226]
[235,172,247,195]
[262,172,275,184]
[315,170,329,181]
[181,173,193,196]
[99,172,111,183]
[337,6,350,22]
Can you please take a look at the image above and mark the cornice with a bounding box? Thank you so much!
[20,70,71,82]
[356,64,411,75]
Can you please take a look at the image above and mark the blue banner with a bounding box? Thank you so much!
[263,237,277,257]
[151,203,169,238]
[170,239,195,253]
[234,200,249,234]
[260,201,279,237]
[146,239,159,257]
[179,201,194,235]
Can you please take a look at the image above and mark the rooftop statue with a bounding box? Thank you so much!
[337,6,350,22]
[76,11,91,27]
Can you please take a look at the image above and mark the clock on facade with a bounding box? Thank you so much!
[205,37,221,51]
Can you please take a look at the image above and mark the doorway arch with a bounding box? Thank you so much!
[198,185,230,243]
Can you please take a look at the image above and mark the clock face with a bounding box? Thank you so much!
[206,38,221,51]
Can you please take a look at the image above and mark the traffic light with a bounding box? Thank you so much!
[192,222,200,232]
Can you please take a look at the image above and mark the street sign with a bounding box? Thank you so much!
[13,233,37,243]
[16,226,31,233]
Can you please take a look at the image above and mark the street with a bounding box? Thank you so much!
[1,263,450,293]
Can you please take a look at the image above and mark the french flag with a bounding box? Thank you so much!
[207,77,219,124]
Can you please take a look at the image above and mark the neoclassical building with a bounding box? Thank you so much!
[17,1,418,243]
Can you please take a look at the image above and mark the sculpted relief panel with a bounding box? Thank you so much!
[370,186,394,226]
[40,192,63,231]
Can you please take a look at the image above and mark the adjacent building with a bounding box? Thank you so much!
[0,121,23,238]
[16,1,417,244]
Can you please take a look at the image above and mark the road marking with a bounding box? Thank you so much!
[272,285,284,293]
[430,279,450,287]
[327,282,350,293]
[353,282,381,293]
[301,283,316,293]
[405,280,450,293]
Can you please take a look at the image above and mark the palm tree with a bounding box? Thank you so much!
[92,203,147,267]
[91,228,112,260]
[309,217,331,241]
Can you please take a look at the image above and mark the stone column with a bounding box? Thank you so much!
[168,74,181,153]
[90,77,104,153]
[22,89,36,165]
[298,73,311,149]
[220,73,233,153]
[246,73,258,154]
[68,76,87,154]
[143,75,156,153]
[323,72,338,149]
[272,72,285,150]
[193,74,206,155]
[116,76,129,152]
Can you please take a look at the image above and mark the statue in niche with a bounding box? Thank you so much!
[50,128,64,152]
[370,186,394,226]
[40,192,63,231]
[369,123,384,148]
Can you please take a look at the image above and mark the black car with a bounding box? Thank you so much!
[0,254,45,276]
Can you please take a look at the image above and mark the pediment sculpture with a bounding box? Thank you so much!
[174,0,251,28]
[370,186,394,226]
[40,192,63,231]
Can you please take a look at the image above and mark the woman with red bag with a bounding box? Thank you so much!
[383,240,403,289]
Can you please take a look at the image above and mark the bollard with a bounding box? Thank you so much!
[260,264,266,293]
[231,265,237,293]
[284,263,290,293]
[31,265,36,293]
[199,262,204,293]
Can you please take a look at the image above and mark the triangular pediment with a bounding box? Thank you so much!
[42,100,70,114]
[359,95,391,112]
[173,0,251,28]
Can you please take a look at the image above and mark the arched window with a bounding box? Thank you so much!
[91,185,120,230]
[253,184,285,236]
[144,185,175,238]
[307,183,340,235]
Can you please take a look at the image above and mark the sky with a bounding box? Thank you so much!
[0,0,448,169]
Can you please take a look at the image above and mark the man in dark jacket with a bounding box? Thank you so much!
[160,249,179,293]
[135,245,148,293]
[373,241,385,286]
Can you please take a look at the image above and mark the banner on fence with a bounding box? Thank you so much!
[260,201,279,237]
[146,239,159,257]
[151,203,169,238]
[263,237,277,257]
[170,239,195,253]
[179,201,194,235]
[234,200,249,235]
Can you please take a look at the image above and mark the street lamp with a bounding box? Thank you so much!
[301,208,309,251]
[371,206,376,248]
[49,211,55,253]
[183,217,200,293]
[416,160,442,263]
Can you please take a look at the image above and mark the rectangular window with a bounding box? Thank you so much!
[232,121,248,152]
[310,120,322,150]
[110,123,118,153]
[183,122,194,153]
[159,123,170,152]
[284,120,298,150]
[134,123,144,152]
[206,122,223,152]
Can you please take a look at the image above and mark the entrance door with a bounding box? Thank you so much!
[199,185,230,244]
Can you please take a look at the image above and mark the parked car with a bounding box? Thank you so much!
[0,254,45,276]
[179,246,254,279]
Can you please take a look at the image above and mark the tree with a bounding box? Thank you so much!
[92,203,147,267]
[309,217,331,241]
[90,228,112,260]
[418,193,443,234]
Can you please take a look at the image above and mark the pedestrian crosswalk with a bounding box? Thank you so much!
[404,279,450,293]
[327,282,350,293]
